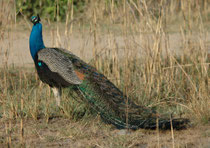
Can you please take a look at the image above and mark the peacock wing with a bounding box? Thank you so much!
[37,48,82,85]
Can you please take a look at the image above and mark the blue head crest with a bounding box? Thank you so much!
[29,15,45,60]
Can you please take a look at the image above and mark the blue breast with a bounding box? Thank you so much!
[29,23,45,60]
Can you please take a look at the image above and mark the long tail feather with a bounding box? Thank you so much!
[67,52,189,130]
[69,82,189,130]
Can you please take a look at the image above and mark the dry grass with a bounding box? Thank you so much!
[0,0,210,147]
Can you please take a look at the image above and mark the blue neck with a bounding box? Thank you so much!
[29,23,45,60]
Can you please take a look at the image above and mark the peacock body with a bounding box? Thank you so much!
[29,16,188,130]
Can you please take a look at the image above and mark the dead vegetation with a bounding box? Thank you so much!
[0,0,209,147]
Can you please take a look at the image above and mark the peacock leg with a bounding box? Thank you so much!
[52,87,61,106]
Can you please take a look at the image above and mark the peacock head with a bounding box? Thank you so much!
[31,15,41,25]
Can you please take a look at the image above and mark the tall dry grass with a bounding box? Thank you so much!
[0,0,209,147]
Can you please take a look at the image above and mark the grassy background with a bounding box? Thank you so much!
[0,0,210,147]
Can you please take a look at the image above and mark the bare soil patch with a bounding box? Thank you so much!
[0,117,209,148]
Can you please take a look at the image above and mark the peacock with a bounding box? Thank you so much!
[29,15,189,130]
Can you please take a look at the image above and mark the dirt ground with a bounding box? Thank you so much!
[1,23,209,67]
[0,117,209,148]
